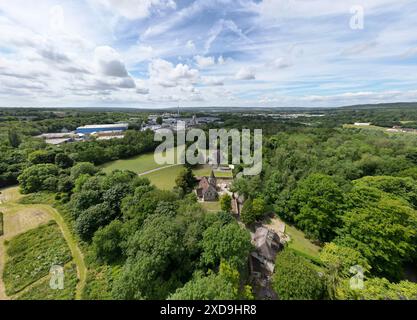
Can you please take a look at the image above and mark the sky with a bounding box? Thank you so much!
[1,0,417,108]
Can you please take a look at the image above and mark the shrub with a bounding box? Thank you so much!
[272,249,325,300]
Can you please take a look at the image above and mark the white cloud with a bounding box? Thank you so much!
[202,76,224,86]
[149,58,199,88]
[93,0,177,20]
[194,55,215,68]
[235,67,256,80]
[271,57,292,69]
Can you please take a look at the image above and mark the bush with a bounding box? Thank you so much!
[18,164,60,194]
[272,249,325,300]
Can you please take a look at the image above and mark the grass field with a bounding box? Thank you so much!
[343,123,416,135]
[17,262,78,300]
[102,148,177,174]
[200,201,221,213]
[82,264,120,300]
[142,165,184,190]
[343,124,388,131]
[193,165,234,179]
[285,223,321,263]
[3,221,72,295]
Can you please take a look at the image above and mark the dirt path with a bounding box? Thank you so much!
[138,164,182,176]
[0,187,87,300]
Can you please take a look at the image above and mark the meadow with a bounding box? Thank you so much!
[17,263,78,300]
[3,221,72,295]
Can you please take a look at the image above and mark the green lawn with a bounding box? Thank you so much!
[200,201,221,213]
[193,165,234,179]
[142,165,185,190]
[101,148,177,175]
[285,223,321,263]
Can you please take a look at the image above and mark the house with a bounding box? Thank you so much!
[250,227,282,274]
[196,171,218,201]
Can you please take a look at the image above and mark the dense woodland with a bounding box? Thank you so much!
[1,105,417,300]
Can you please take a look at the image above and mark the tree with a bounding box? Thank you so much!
[353,176,417,209]
[92,220,124,264]
[156,116,163,125]
[339,277,417,300]
[220,194,232,212]
[272,250,325,300]
[102,184,131,213]
[252,197,267,220]
[75,202,116,241]
[70,162,98,180]
[112,215,183,300]
[18,164,59,194]
[240,199,256,225]
[8,130,21,148]
[319,243,371,299]
[201,221,252,269]
[290,173,345,242]
[28,150,55,165]
[55,153,74,169]
[175,167,196,195]
[168,261,253,300]
[320,243,371,278]
[336,195,417,280]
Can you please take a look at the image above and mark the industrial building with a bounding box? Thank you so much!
[76,123,129,135]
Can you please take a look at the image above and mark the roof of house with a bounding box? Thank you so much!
[252,227,281,262]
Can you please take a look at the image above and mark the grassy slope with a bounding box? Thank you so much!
[101,148,177,174]
[285,223,321,264]
[142,165,185,190]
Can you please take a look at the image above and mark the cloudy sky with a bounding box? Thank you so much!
[1,0,417,108]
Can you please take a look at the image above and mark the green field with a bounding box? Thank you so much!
[193,165,234,179]
[285,223,321,263]
[3,221,72,295]
[200,201,221,213]
[143,165,184,190]
[102,148,233,190]
[17,263,78,300]
[102,148,177,174]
